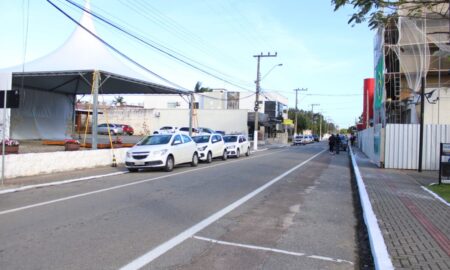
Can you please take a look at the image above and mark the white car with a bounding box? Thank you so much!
[153,126,178,134]
[223,134,250,158]
[192,134,227,163]
[293,135,305,145]
[125,133,198,172]
[178,127,199,136]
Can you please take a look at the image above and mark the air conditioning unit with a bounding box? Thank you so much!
[154,111,160,117]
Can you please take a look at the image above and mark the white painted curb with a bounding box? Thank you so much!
[349,146,394,270]
[420,186,450,207]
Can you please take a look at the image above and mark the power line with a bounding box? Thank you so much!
[63,0,255,92]
[47,0,188,91]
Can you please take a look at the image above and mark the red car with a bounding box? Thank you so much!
[120,124,134,136]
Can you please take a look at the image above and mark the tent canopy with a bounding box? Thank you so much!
[11,70,187,95]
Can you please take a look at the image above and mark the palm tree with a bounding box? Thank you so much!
[194,81,212,93]
[113,96,126,106]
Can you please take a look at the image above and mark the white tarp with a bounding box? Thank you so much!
[0,73,12,139]
[11,89,73,140]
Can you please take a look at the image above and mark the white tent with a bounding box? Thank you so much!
[0,1,186,141]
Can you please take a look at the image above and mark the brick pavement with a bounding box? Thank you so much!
[353,148,450,270]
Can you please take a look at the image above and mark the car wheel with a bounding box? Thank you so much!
[236,149,240,158]
[206,152,212,163]
[191,153,199,167]
[222,150,227,161]
[164,156,174,172]
[127,168,138,172]
[128,132,133,136]
[246,147,250,156]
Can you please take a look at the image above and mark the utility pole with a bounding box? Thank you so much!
[253,52,277,151]
[189,92,194,137]
[310,104,320,134]
[293,88,307,136]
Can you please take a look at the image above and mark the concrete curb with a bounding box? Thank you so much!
[349,146,394,270]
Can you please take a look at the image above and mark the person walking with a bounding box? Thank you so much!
[350,134,356,146]
[335,134,342,154]
[328,134,335,154]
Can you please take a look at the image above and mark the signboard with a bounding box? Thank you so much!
[439,143,450,184]
[283,119,293,125]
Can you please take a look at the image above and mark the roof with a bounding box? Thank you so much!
[12,70,185,95]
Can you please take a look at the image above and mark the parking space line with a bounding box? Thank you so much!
[192,236,353,265]
[0,171,128,195]
[119,149,325,270]
[0,149,287,216]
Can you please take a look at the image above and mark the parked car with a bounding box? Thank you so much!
[178,127,199,136]
[97,123,123,135]
[192,134,227,163]
[215,130,226,136]
[312,134,319,142]
[293,135,305,145]
[337,134,348,151]
[223,134,250,158]
[197,127,215,134]
[119,124,134,135]
[153,126,178,134]
[125,133,198,172]
[304,135,314,144]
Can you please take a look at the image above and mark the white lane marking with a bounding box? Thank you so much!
[119,150,325,270]
[193,236,353,265]
[0,149,286,216]
[420,186,450,207]
[0,171,128,195]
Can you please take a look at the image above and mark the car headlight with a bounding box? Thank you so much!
[126,152,131,158]
[154,149,168,156]
[198,145,207,151]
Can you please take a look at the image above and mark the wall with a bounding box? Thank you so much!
[143,94,189,109]
[424,87,450,125]
[0,148,129,179]
[99,107,248,135]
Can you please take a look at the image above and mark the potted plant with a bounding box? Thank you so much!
[64,139,80,151]
[112,136,123,148]
[1,139,20,154]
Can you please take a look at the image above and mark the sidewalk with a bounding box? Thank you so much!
[352,147,450,270]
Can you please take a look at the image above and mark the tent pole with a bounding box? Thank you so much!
[1,89,7,185]
[92,71,99,150]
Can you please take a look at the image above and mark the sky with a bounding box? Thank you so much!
[0,0,375,129]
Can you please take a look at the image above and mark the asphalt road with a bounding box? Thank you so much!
[0,142,357,270]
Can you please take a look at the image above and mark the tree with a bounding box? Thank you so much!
[194,81,213,93]
[113,96,126,106]
[332,0,449,29]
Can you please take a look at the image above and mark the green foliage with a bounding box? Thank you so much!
[113,96,125,106]
[288,108,336,134]
[194,81,212,93]
[332,0,449,30]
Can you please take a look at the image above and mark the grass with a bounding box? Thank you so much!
[427,184,450,203]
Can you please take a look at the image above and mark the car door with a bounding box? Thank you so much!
[181,135,195,162]
[210,135,219,157]
[171,134,184,164]
[214,135,224,157]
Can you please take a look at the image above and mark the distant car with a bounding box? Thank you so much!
[178,127,199,136]
[293,135,305,145]
[192,134,227,163]
[312,135,319,142]
[197,127,215,134]
[215,130,226,136]
[223,134,250,158]
[304,135,314,144]
[337,135,348,151]
[97,123,123,135]
[153,126,178,134]
[125,133,198,172]
[119,124,134,136]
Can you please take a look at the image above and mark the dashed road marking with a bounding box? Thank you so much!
[119,150,325,270]
[193,236,354,265]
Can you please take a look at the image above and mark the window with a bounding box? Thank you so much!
[182,135,192,143]
[138,135,172,145]
[173,135,182,144]
[167,102,178,108]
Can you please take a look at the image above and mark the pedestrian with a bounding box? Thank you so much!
[328,134,335,154]
[350,133,356,147]
[335,134,341,154]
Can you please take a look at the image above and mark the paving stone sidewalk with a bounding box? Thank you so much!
[353,148,450,270]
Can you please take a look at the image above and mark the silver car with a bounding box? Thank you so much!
[97,123,123,135]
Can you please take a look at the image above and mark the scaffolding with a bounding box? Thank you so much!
[380,4,450,125]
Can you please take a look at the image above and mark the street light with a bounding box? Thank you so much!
[261,63,283,81]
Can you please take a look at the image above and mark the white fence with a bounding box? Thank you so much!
[368,124,450,170]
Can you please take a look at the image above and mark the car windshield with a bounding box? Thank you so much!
[138,135,172,145]
[223,136,237,143]
[192,135,210,144]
